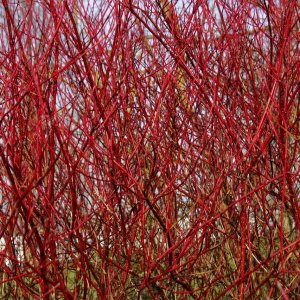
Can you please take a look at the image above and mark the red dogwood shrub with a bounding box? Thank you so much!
[0,0,299,299]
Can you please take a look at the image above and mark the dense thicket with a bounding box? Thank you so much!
[0,0,299,298]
